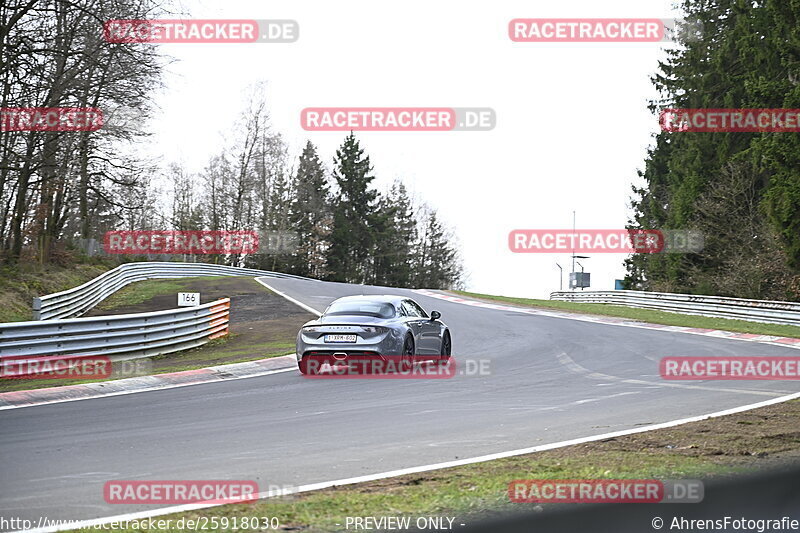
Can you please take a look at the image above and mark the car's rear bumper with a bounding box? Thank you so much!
[296,337,404,363]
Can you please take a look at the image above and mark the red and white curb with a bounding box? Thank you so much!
[0,355,298,410]
[414,290,800,350]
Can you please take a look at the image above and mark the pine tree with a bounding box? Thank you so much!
[626,0,800,299]
[372,181,416,287]
[288,141,331,278]
[413,208,463,289]
[327,133,377,283]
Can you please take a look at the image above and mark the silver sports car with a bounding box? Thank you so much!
[296,295,451,374]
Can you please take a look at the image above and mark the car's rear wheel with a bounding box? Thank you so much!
[400,335,415,371]
[440,331,452,361]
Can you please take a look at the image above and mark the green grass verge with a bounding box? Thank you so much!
[69,452,736,533]
[148,338,295,374]
[228,453,734,533]
[452,290,800,339]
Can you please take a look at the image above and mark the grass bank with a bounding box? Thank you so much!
[0,262,110,323]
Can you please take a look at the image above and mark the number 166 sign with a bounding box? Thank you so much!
[178,292,200,306]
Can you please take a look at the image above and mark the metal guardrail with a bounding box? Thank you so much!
[33,261,311,320]
[0,262,311,377]
[549,290,800,326]
[0,298,230,376]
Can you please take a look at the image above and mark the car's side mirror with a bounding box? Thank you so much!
[430,311,441,320]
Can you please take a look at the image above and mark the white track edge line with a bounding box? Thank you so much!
[254,277,323,316]
[22,390,800,533]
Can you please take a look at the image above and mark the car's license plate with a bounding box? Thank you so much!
[324,334,357,343]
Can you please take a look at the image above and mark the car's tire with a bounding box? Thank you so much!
[440,331,452,361]
[400,335,415,372]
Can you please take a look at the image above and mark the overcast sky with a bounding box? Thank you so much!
[145,0,684,298]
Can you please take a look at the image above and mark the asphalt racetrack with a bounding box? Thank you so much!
[2,277,799,525]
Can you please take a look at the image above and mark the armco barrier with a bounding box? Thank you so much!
[0,298,230,377]
[33,261,311,320]
[549,290,800,326]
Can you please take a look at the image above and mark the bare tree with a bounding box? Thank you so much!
[1,0,164,263]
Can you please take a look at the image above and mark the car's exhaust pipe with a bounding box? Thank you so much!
[332,352,348,361]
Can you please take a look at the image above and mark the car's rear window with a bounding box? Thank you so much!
[324,301,396,318]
